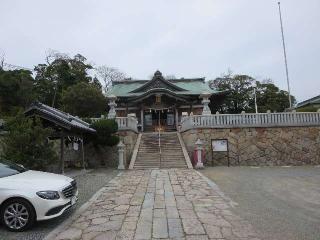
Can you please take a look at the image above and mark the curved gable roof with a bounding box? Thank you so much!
[106,71,219,98]
[130,70,186,93]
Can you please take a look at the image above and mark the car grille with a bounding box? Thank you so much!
[62,180,77,198]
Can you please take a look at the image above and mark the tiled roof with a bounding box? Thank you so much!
[107,78,218,97]
[25,102,96,133]
[296,95,320,108]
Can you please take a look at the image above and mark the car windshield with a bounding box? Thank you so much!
[0,160,28,178]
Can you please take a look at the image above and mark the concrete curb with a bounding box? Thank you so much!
[177,132,193,169]
[44,172,123,240]
[195,170,238,208]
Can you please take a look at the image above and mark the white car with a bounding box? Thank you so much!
[0,160,78,231]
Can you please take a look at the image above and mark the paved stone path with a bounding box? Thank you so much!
[48,169,260,240]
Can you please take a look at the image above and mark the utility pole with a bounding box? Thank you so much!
[254,87,258,113]
[278,1,292,108]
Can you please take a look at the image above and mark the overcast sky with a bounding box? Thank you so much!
[1,0,319,102]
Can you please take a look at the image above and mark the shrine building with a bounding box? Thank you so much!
[106,70,222,132]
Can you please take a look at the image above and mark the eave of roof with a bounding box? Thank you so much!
[129,88,189,103]
[24,102,96,133]
[107,78,219,97]
[296,94,320,108]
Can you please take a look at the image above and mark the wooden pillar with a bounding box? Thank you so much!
[126,103,129,116]
[81,134,85,170]
[175,107,179,129]
[140,108,144,132]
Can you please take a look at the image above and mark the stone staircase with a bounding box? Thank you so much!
[160,132,187,168]
[133,132,187,169]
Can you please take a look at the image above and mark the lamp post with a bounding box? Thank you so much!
[117,141,125,170]
[107,94,117,119]
[195,139,204,169]
[200,92,212,115]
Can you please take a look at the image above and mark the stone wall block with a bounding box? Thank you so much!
[181,126,320,166]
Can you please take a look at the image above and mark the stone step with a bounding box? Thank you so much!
[133,132,188,169]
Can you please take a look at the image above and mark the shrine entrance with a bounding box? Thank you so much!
[143,108,176,132]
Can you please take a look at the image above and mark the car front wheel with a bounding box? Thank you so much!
[1,198,36,231]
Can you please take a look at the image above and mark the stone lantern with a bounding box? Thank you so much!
[107,94,117,119]
[195,138,204,169]
[117,140,125,170]
[200,92,212,115]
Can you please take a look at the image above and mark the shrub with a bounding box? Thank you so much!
[88,119,119,147]
[2,113,57,170]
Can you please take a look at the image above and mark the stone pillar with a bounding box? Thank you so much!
[292,109,297,123]
[195,139,204,169]
[117,140,125,170]
[107,94,117,119]
[200,92,212,115]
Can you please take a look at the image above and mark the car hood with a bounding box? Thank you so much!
[0,170,74,191]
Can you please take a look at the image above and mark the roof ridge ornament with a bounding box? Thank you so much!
[129,70,187,93]
[154,70,162,77]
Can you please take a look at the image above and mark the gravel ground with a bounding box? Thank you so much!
[0,168,118,240]
[201,166,320,240]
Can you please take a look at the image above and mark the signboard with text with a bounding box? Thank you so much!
[211,139,228,152]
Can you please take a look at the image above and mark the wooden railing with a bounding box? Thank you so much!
[180,112,320,132]
[91,117,138,133]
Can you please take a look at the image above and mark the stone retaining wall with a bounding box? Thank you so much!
[181,127,320,166]
[49,130,138,172]
[84,130,138,168]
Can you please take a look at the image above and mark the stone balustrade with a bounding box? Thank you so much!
[116,117,138,132]
[91,116,138,133]
[180,112,320,132]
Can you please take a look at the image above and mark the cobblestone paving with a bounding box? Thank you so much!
[49,169,260,240]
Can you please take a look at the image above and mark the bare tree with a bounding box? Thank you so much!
[165,75,177,80]
[0,51,5,70]
[96,66,126,93]
[262,78,274,84]
[45,49,70,64]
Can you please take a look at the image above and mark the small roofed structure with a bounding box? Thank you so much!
[25,101,96,173]
[295,94,320,111]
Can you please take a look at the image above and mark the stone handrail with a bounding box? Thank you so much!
[116,117,138,133]
[180,112,320,132]
[91,117,138,133]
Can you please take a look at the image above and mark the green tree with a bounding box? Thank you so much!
[210,73,255,113]
[89,119,119,147]
[2,113,57,170]
[62,82,107,117]
[210,72,296,113]
[0,69,35,115]
[251,81,296,113]
[33,52,94,108]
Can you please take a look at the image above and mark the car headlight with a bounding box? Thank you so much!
[36,191,60,200]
